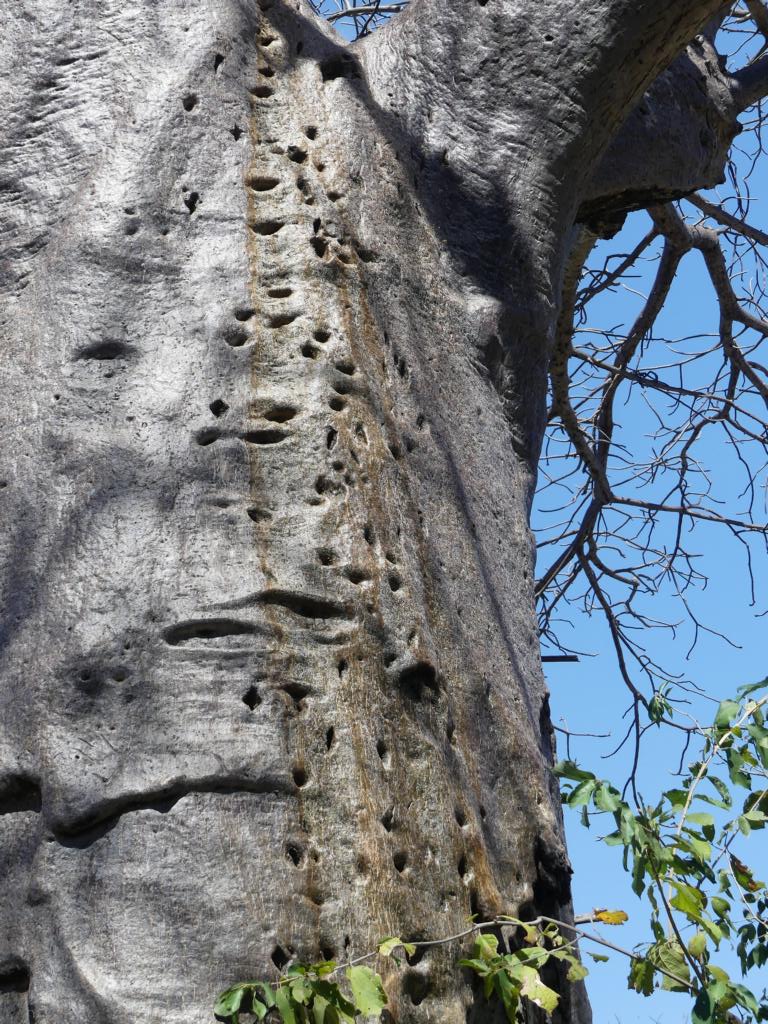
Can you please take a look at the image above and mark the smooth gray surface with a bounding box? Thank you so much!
[0,1,738,1020]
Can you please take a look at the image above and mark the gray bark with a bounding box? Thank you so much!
[0,1,740,1021]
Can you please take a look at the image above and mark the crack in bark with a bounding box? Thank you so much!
[50,776,291,849]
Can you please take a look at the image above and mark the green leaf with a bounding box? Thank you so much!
[706,775,732,808]
[494,970,520,1023]
[688,932,708,958]
[459,958,492,976]
[715,700,740,729]
[554,760,596,782]
[619,807,637,844]
[710,896,731,920]
[346,966,387,1017]
[588,952,610,963]
[669,881,704,921]
[312,995,331,1024]
[274,986,298,1024]
[314,981,356,1021]
[250,998,269,1022]
[566,960,589,983]
[475,933,500,961]
[737,678,767,698]
[215,985,248,1018]
[519,969,559,1013]
[594,784,622,813]
[685,812,715,828]
[649,940,690,992]
[378,937,403,957]
[627,958,655,997]
[568,779,596,807]
[683,834,712,863]
[289,978,313,1005]
[692,986,717,1024]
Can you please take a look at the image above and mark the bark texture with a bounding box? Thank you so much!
[0,1,734,1022]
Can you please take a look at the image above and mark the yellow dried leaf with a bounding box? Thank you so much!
[594,909,629,926]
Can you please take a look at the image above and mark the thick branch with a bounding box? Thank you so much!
[732,51,768,109]
[579,38,739,233]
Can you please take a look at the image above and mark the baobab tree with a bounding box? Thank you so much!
[1,1,767,1023]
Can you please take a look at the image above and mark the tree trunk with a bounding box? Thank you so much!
[0,1,733,1021]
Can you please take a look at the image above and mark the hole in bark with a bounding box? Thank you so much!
[334,360,355,375]
[214,53,224,71]
[77,339,134,360]
[310,237,327,257]
[268,286,293,298]
[0,966,30,994]
[251,219,283,235]
[479,804,487,820]
[325,726,335,749]
[286,843,303,866]
[326,427,337,450]
[224,328,249,347]
[455,806,467,827]
[242,685,261,710]
[313,328,330,343]
[250,84,274,98]
[317,548,336,565]
[209,398,229,417]
[183,191,199,213]
[195,427,220,446]
[269,312,300,329]
[388,443,402,460]
[446,718,456,743]
[292,766,308,788]
[0,778,42,815]
[302,343,319,359]
[282,681,310,707]
[258,64,275,77]
[320,944,335,960]
[388,574,402,592]
[356,854,369,875]
[241,429,288,445]
[320,54,360,81]
[261,591,349,620]
[124,221,139,236]
[249,175,280,191]
[182,93,198,111]
[344,567,369,585]
[305,125,318,139]
[287,145,307,163]
[329,396,346,412]
[458,855,468,879]
[271,946,290,971]
[164,619,258,645]
[393,851,408,873]
[263,405,297,422]
[381,806,394,832]
[259,31,277,45]
[337,659,348,678]
[247,507,271,523]
[397,662,439,702]
[235,308,254,321]
[403,972,431,1006]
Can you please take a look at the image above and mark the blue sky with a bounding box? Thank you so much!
[541,192,768,1020]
